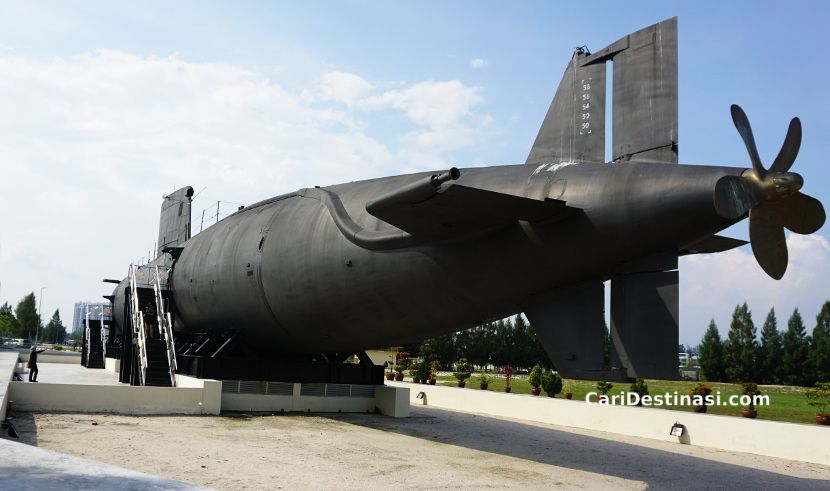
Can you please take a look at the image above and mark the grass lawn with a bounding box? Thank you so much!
[410,373,820,425]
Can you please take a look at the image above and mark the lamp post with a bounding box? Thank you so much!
[35,286,47,347]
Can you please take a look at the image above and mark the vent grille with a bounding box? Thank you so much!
[301,383,326,397]
[266,382,293,396]
[350,385,375,398]
[239,381,266,394]
[326,384,351,397]
[221,381,375,398]
[221,381,240,393]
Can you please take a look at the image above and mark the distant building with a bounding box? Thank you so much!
[72,302,112,331]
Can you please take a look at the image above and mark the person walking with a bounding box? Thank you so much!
[28,344,47,382]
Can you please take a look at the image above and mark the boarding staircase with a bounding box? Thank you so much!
[128,264,177,387]
[81,317,105,368]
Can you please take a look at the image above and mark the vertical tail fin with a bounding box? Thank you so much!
[527,17,678,166]
[608,18,678,163]
[525,48,607,166]
[157,186,194,256]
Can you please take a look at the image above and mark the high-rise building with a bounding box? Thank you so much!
[72,302,112,332]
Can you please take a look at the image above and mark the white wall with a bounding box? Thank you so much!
[375,386,409,418]
[220,383,409,416]
[9,377,221,415]
[0,351,19,420]
[388,381,830,466]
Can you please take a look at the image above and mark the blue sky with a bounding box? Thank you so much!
[0,1,827,345]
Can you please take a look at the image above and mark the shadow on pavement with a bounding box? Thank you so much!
[326,406,829,490]
[2,411,37,446]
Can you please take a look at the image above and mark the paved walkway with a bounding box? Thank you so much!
[6,407,829,490]
[0,437,206,490]
[20,362,122,386]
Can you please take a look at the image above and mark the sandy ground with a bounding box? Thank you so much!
[5,407,830,490]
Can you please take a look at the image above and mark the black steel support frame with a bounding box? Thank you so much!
[176,351,383,385]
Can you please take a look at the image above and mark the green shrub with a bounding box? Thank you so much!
[417,361,431,381]
[540,370,563,397]
[429,360,440,380]
[629,377,649,397]
[52,345,63,351]
[596,380,614,395]
[408,362,422,380]
[453,358,472,382]
[528,364,543,388]
[806,382,830,414]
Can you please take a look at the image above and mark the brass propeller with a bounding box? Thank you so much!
[713,105,826,279]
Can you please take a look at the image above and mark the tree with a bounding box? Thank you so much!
[468,323,494,369]
[0,302,17,339]
[809,301,830,383]
[782,308,811,386]
[511,314,533,370]
[421,333,456,370]
[14,293,40,341]
[41,309,66,344]
[493,319,513,368]
[699,320,727,382]
[758,308,784,384]
[724,303,758,382]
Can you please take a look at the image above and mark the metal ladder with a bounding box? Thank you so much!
[128,264,149,386]
[84,307,106,367]
[128,264,178,387]
[152,265,177,387]
[84,309,91,366]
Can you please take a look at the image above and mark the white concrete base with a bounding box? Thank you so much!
[1,351,19,420]
[222,393,375,413]
[4,352,410,418]
[8,378,221,415]
[221,383,409,417]
[375,386,409,417]
[3,349,413,418]
[388,381,830,466]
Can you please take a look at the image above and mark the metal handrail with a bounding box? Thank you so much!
[153,265,178,387]
[84,310,91,366]
[129,265,148,386]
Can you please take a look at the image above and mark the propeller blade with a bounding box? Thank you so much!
[749,204,788,280]
[782,192,826,234]
[714,175,760,219]
[731,104,766,179]
[770,117,802,173]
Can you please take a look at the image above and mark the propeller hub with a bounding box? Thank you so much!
[741,169,803,202]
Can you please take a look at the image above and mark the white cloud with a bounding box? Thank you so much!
[469,58,488,69]
[302,70,373,107]
[0,50,489,324]
[364,80,483,127]
[679,234,830,345]
[362,80,489,170]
